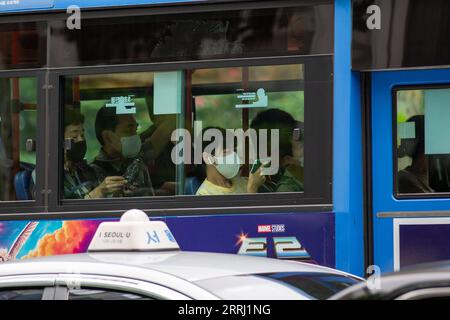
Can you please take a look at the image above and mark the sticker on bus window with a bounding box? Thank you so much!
[425,89,450,155]
[236,88,268,109]
[106,96,136,115]
[154,71,183,115]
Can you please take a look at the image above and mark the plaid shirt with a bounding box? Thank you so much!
[91,149,155,197]
[64,162,99,199]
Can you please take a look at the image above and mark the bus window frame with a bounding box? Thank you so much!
[0,69,47,214]
[47,56,332,217]
[393,83,450,200]
[0,0,334,218]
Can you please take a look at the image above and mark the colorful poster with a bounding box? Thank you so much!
[0,212,335,267]
[0,220,103,262]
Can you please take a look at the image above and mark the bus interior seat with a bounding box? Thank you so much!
[14,170,32,200]
[184,176,202,195]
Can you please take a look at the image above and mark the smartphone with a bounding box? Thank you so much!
[251,158,271,174]
[293,127,303,141]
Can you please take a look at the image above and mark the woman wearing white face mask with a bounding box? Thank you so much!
[195,128,266,196]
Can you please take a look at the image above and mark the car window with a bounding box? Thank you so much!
[68,288,152,300]
[0,288,44,300]
[257,272,360,300]
[395,87,450,195]
[60,63,307,201]
[196,272,360,300]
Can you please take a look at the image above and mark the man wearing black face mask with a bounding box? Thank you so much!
[63,108,127,199]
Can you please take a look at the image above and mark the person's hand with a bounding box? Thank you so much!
[247,166,266,193]
[101,176,127,194]
[88,176,127,198]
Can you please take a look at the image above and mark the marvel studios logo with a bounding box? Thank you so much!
[257,224,285,233]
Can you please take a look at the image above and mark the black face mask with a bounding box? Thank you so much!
[66,140,87,163]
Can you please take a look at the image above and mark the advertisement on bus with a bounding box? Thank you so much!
[0,212,335,266]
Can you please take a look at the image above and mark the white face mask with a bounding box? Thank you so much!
[120,135,142,158]
[214,152,242,179]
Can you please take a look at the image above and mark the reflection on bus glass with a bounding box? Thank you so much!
[61,64,306,199]
[396,88,450,195]
[0,23,47,70]
[50,5,333,67]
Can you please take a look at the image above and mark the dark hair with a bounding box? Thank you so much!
[64,107,84,128]
[95,106,120,146]
[200,127,236,156]
[250,108,297,158]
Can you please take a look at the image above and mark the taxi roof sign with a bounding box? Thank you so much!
[88,209,180,252]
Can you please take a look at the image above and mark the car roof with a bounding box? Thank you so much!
[0,251,355,282]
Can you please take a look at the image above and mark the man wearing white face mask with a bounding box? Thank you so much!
[91,106,154,197]
[195,128,266,196]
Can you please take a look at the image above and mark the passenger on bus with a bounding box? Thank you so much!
[250,108,304,193]
[398,115,434,193]
[63,108,127,199]
[195,127,266,196]
[140,94,177,195]
[91,106,155,197]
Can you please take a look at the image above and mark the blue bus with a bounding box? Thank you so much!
[0,0,449,277]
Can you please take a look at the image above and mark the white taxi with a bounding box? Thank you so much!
[0,210,362,300]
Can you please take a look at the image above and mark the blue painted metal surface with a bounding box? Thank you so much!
[0,212,335,266]
[0,0,359,275]
[333,0,365,277]
[0,0,205,13]
[372,68,450,273]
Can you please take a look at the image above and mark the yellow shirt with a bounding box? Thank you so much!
[196,177,248,196]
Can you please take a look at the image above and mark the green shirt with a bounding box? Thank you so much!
[259,168,304,193]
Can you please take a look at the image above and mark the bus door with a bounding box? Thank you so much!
[371,68,450,272]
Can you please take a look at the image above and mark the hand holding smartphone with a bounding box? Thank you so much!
[251,158,271,174]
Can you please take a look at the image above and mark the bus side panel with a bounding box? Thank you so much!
[334,0,365,276]
[0,212,335,267]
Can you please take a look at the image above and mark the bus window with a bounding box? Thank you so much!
[0,77,37,201]
[62,72,179,200]
[50,4,333,68]
[0,22,47,70]
[191,64,304,196]
[61,63,308,200]
[395,87,450,195]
